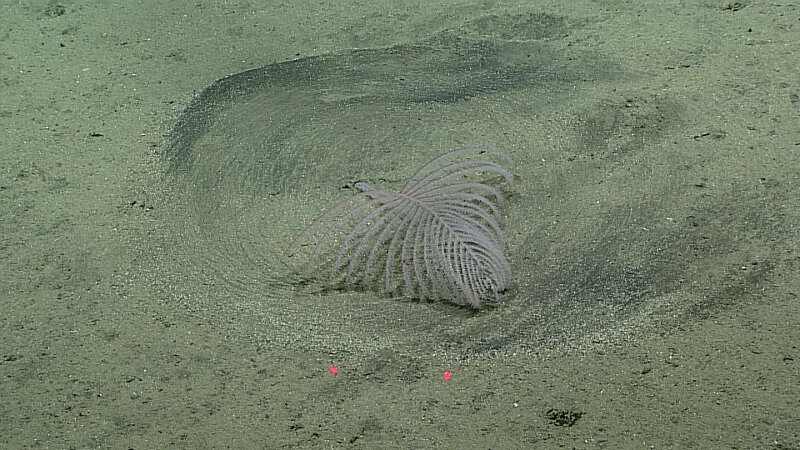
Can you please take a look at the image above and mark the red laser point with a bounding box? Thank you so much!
[329,366,338,376]
[443,371,452,382]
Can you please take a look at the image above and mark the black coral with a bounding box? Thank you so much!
[283,147,513,308]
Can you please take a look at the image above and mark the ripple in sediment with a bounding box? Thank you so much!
[152,13,786,363]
